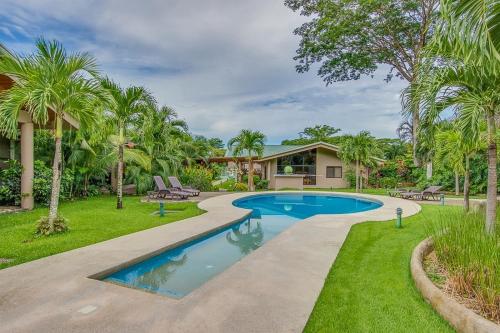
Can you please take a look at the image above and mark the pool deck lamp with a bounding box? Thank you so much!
[396,207,403,228]
[159,201,165,217]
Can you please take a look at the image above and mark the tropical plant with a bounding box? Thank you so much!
[100,78,154,209]
[227,129,266,191]
[340,131,381,192]
[0,38,101,234]
[427,208,499,321]
[408,0,500,232]
[179,166,214,192]
[434,127,483,210]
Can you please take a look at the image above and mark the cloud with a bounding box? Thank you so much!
[0,0,407,143]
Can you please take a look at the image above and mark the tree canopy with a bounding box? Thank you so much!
[285,0,438,84]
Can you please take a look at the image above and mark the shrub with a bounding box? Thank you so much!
[179,166,214,191]
[242,174,261,184]
[256,179,269,190]
[378,176,398,189]
[216,179,236,191]
[36,215,69,235]
[427,209,499,321]
[284,165,293,175]
[0,160,22,205]
[233,182,248,191]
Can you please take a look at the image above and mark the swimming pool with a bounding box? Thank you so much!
[102,193,382,298]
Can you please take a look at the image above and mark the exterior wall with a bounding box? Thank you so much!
[310,147,349,188]
[268,159,278,189]
[274,175,304,190]
[267,147,351,189]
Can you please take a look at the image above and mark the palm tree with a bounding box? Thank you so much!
[409,0,499,232]
[227,130,266,191]
[0,39,101,233]
[101,78,154,209]
[340,131,380,193]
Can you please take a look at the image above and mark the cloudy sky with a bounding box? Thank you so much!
[0,0,407,143]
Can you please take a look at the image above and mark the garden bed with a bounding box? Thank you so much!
[411,238,500,333]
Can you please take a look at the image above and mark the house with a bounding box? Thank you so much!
[0,44,79,210]
[211,141,384,190]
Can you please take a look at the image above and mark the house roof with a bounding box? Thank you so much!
[223,141,385,163]
[225,144,304,158]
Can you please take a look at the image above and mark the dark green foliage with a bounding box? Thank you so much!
[255,179,269,190]
[179,166,214,191]
[285,0,437,84]
[0,160,74,206]
[0,160,21,205]
[33,160,74,205]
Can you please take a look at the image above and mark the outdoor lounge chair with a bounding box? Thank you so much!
[149,176,190,200]
[401,186,443,201]
[168,176,200,197]
[388,188,407,198]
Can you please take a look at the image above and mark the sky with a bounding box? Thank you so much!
[0,0,408,144]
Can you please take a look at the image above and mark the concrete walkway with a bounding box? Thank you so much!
[0,191,420,333]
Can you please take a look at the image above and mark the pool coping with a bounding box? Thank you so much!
[0,191,420,333]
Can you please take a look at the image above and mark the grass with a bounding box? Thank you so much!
[0,196,205,269]
[304,204,457,333]
[302,187,486,199]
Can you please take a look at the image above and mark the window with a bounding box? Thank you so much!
[277,149,317,185]
[326,166,342,178]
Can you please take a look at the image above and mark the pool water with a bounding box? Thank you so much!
[103,194,381,298]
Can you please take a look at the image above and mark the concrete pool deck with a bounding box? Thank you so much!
[0,191,420,333]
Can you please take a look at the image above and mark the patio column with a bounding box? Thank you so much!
[20,122,34,210]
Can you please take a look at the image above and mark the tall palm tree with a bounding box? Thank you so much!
[0,39,101,233]
[409,0,499,232]
[340,131,380,193]
[227,130,266,191]
[101,78,154,209]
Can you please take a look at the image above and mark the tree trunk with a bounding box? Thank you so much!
[355,159,360,193]
[464,155,470,212]
[426,161,433,179]
[412,111,421,167]
[455,171,460,196]
[248,155,254,191]
[116,127,124,209]
[47,115,63,231]
[485,113,497,234]
[9,139,15,160]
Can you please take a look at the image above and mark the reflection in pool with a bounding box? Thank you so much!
[103,194,382,298]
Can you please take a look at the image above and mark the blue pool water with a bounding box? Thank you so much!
[103,194,382,298]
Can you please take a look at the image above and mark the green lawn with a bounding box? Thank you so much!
[0,196,205,269]
[303,187,485,199]
[304,204,456,333]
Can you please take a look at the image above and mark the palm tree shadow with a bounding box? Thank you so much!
[132,253,188,292]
